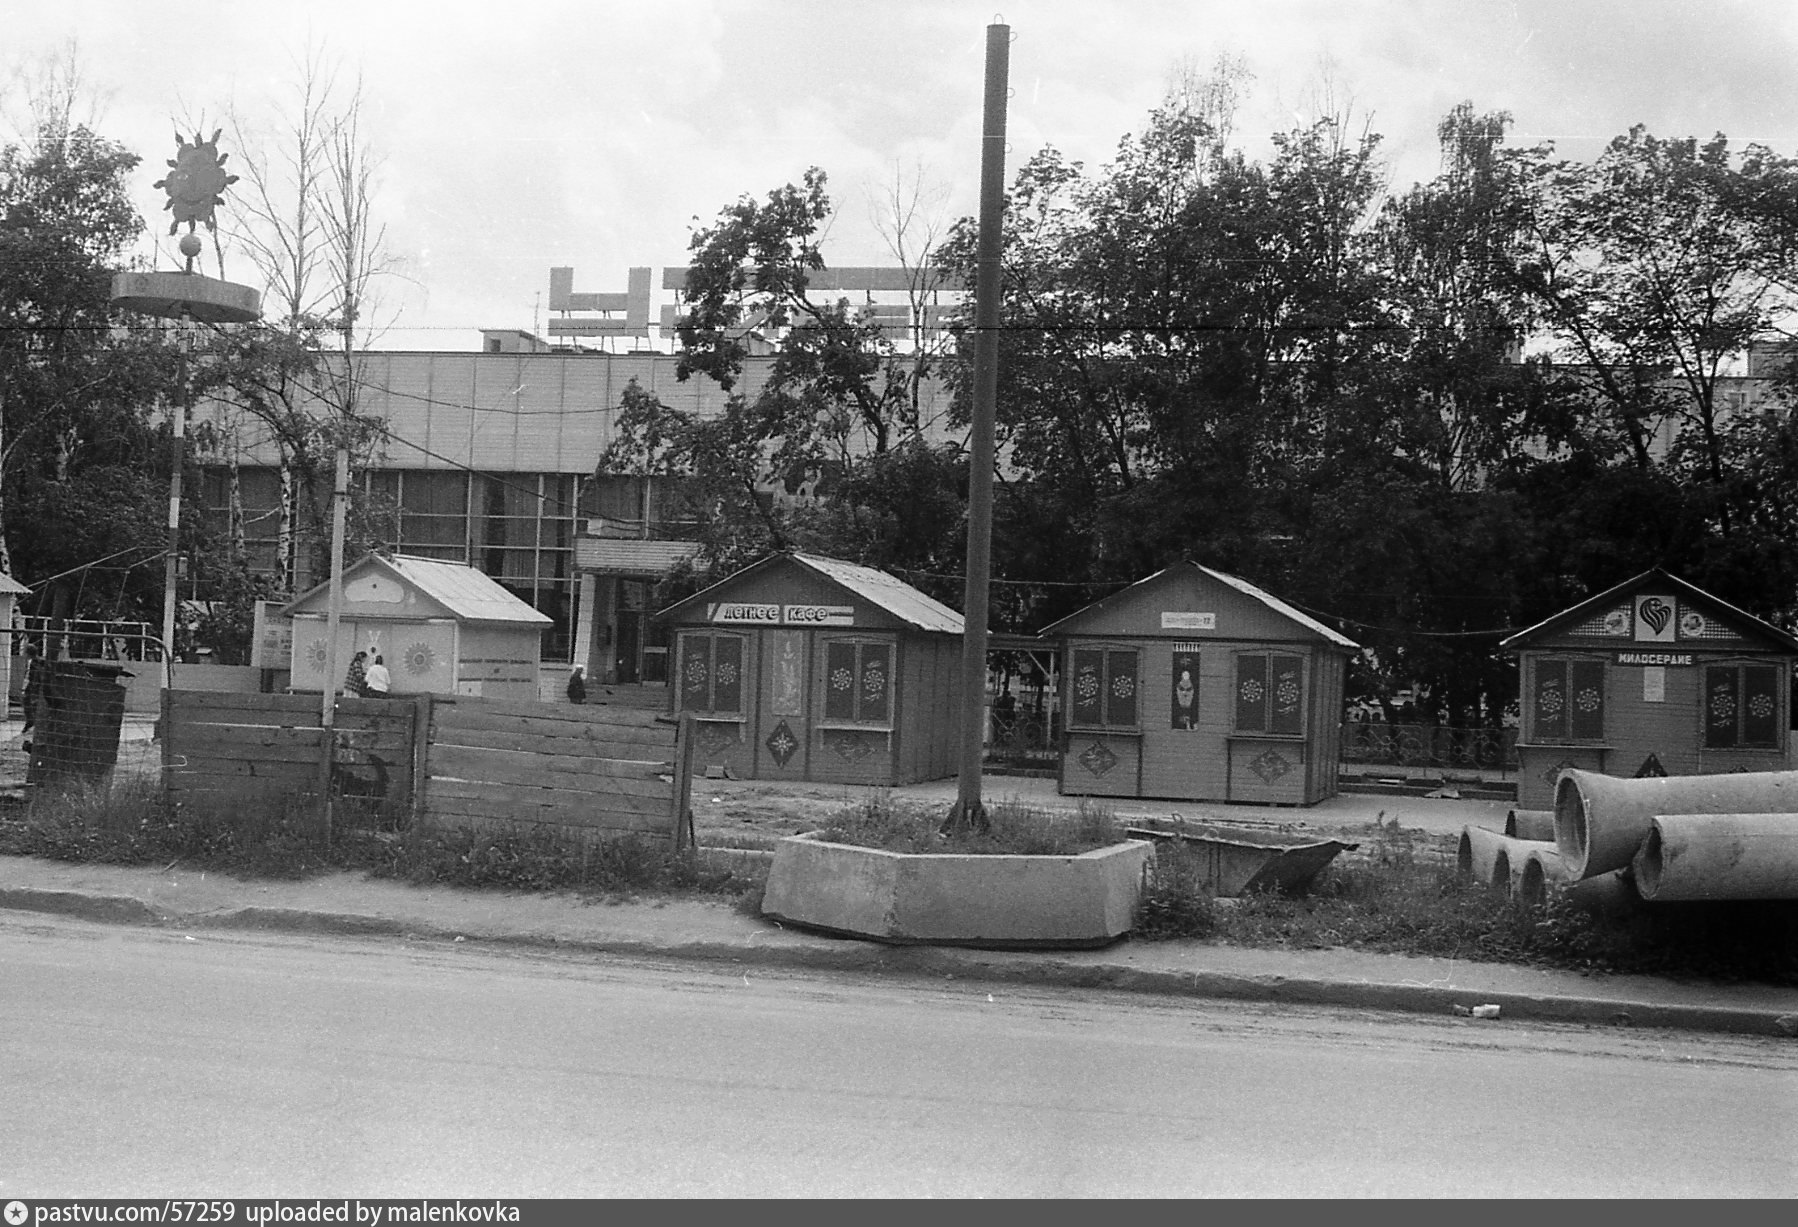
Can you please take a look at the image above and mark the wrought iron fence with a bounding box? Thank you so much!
[1339,721,1519,777]
[984,709,1060,769]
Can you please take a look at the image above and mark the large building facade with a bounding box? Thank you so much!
[195,265,964,684]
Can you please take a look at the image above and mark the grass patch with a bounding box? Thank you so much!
[0,779,760,901]
[812,792,1122,855]
[1135,836,1798,985]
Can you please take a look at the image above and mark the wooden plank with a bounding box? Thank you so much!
[672,711,696,852]
[170,754,323,778]
[169,691,321,716]
[434,695,671,729]
[411,693,433,831]
[428,716,676,755]
[418,798,668,834]
[431,704,677,740]
[170,724,326,750]
[427,760,671,802]
[426,743,673,784]
[426,777,677,820]
[171,740,328,765]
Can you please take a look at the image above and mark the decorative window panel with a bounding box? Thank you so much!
[1569,659,1605,741]
[822,639,894,725]
[1104,650,1137,728]
[1068,646,1139,730]
[678,632,746,715]
[1236,654,1270,733]
[1534,658,1568,741]
[1706,663,1781,749]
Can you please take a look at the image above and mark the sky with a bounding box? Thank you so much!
[7,0,1798,351]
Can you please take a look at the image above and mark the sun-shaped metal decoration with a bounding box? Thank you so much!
[153,129,238,236]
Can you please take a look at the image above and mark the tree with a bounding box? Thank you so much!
[606,168,964,581]
[0,50,185,625]
[195,43,401,595]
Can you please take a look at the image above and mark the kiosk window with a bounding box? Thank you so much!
[677,632,745,714]
[823,639,892,725]
[1704,663,1780,749]
[1236,653,1303,735]
[1533,658,1605,742]
[1069,647,1139,729]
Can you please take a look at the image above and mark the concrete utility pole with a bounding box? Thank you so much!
[952,22,1010,832]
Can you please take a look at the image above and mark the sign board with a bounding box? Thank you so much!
[251,599,294,670]
[1615,651,1694,666]
[708,603,855,626]
[1160,611,1217,630]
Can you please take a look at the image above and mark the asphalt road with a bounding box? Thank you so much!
[2,914,1794,1197]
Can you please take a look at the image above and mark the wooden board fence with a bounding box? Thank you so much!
[162,690,420,812]
[160,690,695,848]
[420,697,695,848]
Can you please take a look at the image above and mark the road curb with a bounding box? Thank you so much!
[4,887,1795,1039]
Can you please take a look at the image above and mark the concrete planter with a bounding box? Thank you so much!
[761,831,1154,948]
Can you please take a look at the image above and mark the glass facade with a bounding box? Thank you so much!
[203,467,580,661]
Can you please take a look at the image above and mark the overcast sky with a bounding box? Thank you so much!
[7,0,1798,350]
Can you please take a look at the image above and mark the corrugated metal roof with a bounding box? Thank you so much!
[1038,561,1359,648]
[0,572,29,596]
[575,537,702,575]
[790,553,965,634]
[283,554,552,625]
[1200,565,1360,648]
[381,555,553,625]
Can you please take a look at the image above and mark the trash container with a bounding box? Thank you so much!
[25,660,131,786]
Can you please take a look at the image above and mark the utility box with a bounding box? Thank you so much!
[1500,568,1798,810]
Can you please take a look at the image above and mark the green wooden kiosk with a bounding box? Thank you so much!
[1041,561,1358,806]
[655,552,964,785]
[1500,568,1798,810]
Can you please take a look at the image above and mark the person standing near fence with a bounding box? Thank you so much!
[364,654,391,696]
[344,650,368,698]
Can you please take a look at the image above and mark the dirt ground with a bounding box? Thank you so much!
[1,717,1463,867]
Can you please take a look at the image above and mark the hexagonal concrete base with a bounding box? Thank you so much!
[760,832,1154,948]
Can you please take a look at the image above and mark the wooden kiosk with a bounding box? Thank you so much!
[1041,562,1358,806]
[655,552,963,785]
[1500,568,1798,810]
[284,553,551,701]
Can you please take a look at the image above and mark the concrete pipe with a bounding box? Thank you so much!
[1506,808,1556,842]
[1516,848,1569,907]
[1554,768,1798,881]
[1633,813,1798,902]
[1458,825,1506,888]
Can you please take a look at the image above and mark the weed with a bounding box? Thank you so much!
[814,792,1121,856]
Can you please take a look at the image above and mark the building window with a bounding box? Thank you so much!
[677,632,745,715]
[822,638,892,725]
[1236,652,1304,735]
[1533,657,1605,742]
[1069,646,1138,729]
[1703,663,1780,749]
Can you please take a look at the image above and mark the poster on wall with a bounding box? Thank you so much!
[771,630,804,716]
[1170,648,1200,729]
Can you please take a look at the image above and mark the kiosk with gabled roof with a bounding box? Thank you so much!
[1500,568,1798,810]
[655,552,964,785]
[1040,562,1359,806]
[282,553,552,701]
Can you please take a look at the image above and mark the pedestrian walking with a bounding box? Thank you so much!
[344,650,368,698]
[364,654,391,696]
[566,666,587,705]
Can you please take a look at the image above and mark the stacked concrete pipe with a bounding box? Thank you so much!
[1553,768,1798,880]
[1633,813,1798,902]
[1459,826,1552,897]
[1505,808,1556,842]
